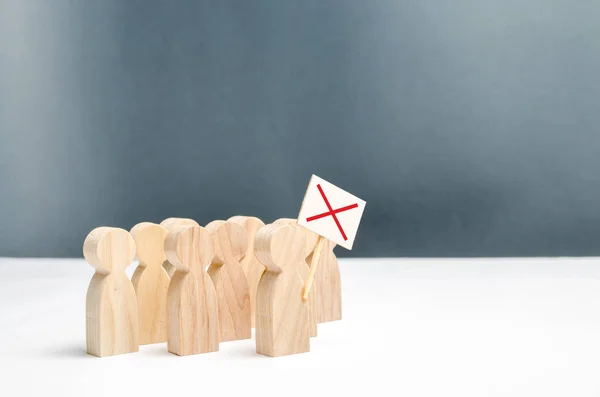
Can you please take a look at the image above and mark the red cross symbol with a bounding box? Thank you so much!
[305,184,359,241]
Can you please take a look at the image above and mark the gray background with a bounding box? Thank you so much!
[1,1,599,258]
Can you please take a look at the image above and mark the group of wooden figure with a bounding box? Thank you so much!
[83,216,341,358]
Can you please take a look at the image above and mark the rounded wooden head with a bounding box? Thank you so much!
[205,220,248,264]
[273,218,295,224]
[164,225,214,274]
[130,222,168,266]
[273,218,318,258]
[160,217,199,230]
[254,224,306,274]
[83,227,136,274]
[228,216,265,248]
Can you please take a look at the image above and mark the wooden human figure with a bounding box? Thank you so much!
[255,224,309,357]
[227,215,266,328]
[206,220,251,342]
[273,218,318,337]
[164,225,219,355]
[130,222,170,345]
[160,218,199,278]
[83,227,139,357]
[315,239,342,323]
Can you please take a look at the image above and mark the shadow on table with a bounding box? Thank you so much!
[39,344,90,359]
[224,345,262,359]
[36,340,268,359]
[134,342,262,359]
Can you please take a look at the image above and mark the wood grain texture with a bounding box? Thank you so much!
[227,215,266,328]
[276,219,342,323]
[206,220,251,342]
[160,218,199,278]
[130,222,170,345]
[83,227,139,357]
[255,224,310,357]
[273,218,318,337]
[313,239,342,323]
[164,225,219,355]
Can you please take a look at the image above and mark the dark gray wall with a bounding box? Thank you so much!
[1,1,599,258]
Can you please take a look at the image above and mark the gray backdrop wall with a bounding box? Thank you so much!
[1,1,599,258]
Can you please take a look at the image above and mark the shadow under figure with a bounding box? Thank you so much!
[41,344,89,359]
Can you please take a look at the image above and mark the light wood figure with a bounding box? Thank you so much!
[315,239,342,323]
[164,225,219,355]
[273,218,318,337]
[83,227,139,357]
[160,218,199,278]
[227,215,266,328]
[130,222,169,345]
[206,220,251,342]
[255,224,310,357]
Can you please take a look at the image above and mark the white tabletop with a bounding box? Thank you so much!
[1,257,600,396]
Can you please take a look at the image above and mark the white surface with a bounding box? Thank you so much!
[2,257,600,396]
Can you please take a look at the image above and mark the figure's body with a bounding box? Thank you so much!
[255,224,310,357]
[273,218,318,336]
[228,216,266,328]
[165,225,219,355]
[130,222,170,345]
[315,240,342,323]
[206,220,252,342]
[83,227,139,357]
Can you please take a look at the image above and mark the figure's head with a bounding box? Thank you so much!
[273,218,318,258]
[129,222,168,266]
[164,225,214,274]
[160,217,199,230]
[228,216,265,249]
[83,227,136,274]
[255,224,306,274]
[205,220,248,264]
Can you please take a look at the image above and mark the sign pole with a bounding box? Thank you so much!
[301,235,325,301]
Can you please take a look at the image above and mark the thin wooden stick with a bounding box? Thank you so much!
[302,235,324,301]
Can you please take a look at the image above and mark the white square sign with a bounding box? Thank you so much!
[297,174,366,250]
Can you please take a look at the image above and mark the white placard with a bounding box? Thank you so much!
[297,174,366,250]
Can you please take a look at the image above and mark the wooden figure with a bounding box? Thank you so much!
[83,227,139,357]
[227,215,266,328]
[130,222,170,345]
[206,220,251,342]
[160,218,199,278]
[273,218,318,336]
[255,224,310,357]
[314,240,342,323]
[164,225,219,355]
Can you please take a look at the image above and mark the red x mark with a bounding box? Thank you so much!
[306,184,359,241]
